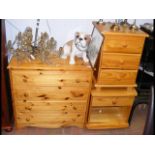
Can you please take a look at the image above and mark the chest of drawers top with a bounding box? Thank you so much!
[8,54,92,71]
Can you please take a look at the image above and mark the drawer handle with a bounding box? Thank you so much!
[24,93,28,97]
[58,86,62,89]
[112,101,117,105]
[120,59,125,64]
[122,44,128,48]
[25,106,32,111]
[26,118,30,122]
[98,109,103,114]
[71,91,84,97]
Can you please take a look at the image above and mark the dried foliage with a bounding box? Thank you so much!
[7,27,57,63]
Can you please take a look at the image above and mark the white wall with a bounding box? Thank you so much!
[5,19,153,49]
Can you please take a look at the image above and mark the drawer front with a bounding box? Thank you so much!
[16,112,85,127]
[15,101,86,113]
[91,96,135,107]
[13,86,89,101]
[101,53,141,69]
[11,70,91,87]
[98,69,137,85]
[15,101,85,127]
[89,106,131,123]
[102,35,145,53]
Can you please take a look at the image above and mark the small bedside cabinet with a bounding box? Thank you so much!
[8,55,92,129]
[87,22,148,129]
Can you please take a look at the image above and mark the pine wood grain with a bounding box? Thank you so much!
[91,96,135,107]
[8,55,92,129]
[8,55,91,71]
[11,70,91,87]
[98,69,138,85]
[91,87,137,97]
[87,106,131,129]
[86,22,147,129]
[101,53,141,69]
[13,86,89,101]
[102,35,145,53]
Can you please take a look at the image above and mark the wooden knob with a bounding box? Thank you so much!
[26,118,30,122]
[112,101,117,105]
[25,106,32,110]
[24,93,28,97]
[120,59,125,64]
[25,107,28,110]
[58,86,62,89]
[98,109,103,114]
[28,107,32,110]
[123,44,128,48]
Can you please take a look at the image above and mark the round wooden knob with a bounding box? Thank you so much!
[112,101,117,105]
[28,107,32,110]
[25,106,32,110]
[24,93,28,97]
[123,44,128,48]
[25,107,28,110]
[120,59,125,64]
[98,109,103,114]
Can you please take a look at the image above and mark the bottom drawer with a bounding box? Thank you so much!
[14,101,87,128]
[87,106,131,129]
[16,113,85,128]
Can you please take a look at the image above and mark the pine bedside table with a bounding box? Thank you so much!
[86,22,148,129]
[8,55,92,129]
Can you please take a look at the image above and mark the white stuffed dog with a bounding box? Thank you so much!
[61,32,91,64]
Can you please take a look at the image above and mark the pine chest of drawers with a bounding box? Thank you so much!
[8,56,92,129]
[87,22,148,129]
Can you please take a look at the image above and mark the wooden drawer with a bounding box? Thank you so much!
[15,101,86,113]
[13,86,89,102]
[91,96,135,107]
[92,87,137,97]
[102,35,145,53]
[11,70,91,87]
[16,111,85,128]
[98,69,138,85]
[88,106,131,123]
[101,53,141,69]
[15,101,86,128]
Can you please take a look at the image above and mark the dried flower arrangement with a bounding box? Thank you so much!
[7,27,57,63]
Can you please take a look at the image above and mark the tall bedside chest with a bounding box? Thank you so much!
[87,22,148,129]
[8,55,92,129]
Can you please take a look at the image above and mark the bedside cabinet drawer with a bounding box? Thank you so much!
[11,70,91,87]
[102,35,145,53]
[91,96,135,107]
[98,69,138,85]
[101,53,141,69]
[87,106,131,129]
[88,106,131,123]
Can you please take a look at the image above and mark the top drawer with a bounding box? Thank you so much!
[102,35,145,53]
[11,70,92,87]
